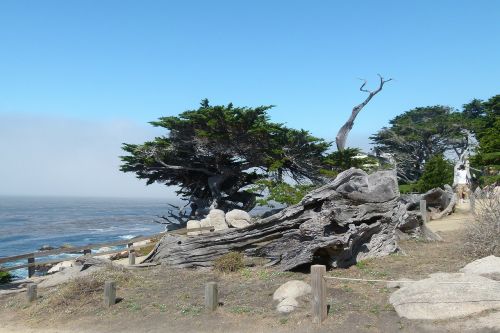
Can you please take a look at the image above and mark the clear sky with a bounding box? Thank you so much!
[1,1,499,198]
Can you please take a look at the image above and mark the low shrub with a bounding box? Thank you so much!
[462,188,500,258]
[213,252,244,273]
[0,269,12,284]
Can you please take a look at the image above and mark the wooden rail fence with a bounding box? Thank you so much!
[0,226,214,277]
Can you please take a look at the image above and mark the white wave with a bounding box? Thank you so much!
[118,235,135,240]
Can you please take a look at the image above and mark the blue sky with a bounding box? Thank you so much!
[1,1,499,197]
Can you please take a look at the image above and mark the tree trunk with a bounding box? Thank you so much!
[145,168,442,270]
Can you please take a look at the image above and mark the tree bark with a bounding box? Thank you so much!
[144,168,442,270]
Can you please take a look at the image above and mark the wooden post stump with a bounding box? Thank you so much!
[311,265,327,324]
[128,251,136,265]
[205,282,218,312]
[104,281,116,307]
[420,199,428,223]
[27,283,37,303]
[470,194,476,213]
[27,256,35,278]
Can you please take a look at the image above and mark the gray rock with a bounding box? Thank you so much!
[460,255,500,281]
[226,209,252,228]
[276,297,299,313]
[273,280,311,301]
[389,272,500,320]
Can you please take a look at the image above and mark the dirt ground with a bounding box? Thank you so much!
[0,204,485,333]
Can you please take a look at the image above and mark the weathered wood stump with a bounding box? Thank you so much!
[145,168,442,270]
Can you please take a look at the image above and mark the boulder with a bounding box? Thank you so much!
[276,297,299,313]
[226,209,252,228]
[207,209,228,231]
[186,220,201,236]
[273,280,312,301]
[47,260,75,274]
[460,255,500,281]
[199,218,212,234]
[389,272,500,320]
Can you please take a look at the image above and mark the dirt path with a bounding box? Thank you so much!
[0,205,484,333]
[426,201,472,233]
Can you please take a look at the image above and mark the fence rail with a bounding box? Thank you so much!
[0,226,214,276]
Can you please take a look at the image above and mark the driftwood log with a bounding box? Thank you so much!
[145,168,443,270]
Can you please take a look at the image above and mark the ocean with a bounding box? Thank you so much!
[0,196,174,278]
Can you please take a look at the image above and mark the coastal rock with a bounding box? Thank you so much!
[389,272,500,320]
[226,209,252,229]
[39,245,55,251]
[47,260,75,274]
[186,220,201,236]
[460,255,500,281]
[273,280,311,301]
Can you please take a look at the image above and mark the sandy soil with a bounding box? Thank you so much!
[0,204,489,333]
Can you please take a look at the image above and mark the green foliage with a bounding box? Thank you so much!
[398,183,419,194]
[464,95,500,185]
[120,100,330,213]
[371,106,467,182]
[416,154,454,192]
[250,180,315,207]
[213,252,245,273]
[322,148,378,177]
[0,270,12,284]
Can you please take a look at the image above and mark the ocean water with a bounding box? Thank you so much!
[0,196,174,278]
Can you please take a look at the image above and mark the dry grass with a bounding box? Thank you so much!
[213,252,245,273]
[24,266,141,319]
[463,189,500,258]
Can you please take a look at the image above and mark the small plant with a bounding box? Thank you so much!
[178,304,202,316]
[355,260,367,269]
[214,252,244,273]
[229,305,253,314]
[0,269,12,284]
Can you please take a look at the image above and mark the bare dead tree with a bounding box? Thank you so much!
[336,74,392,152]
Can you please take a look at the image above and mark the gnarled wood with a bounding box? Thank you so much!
[145,168,440,270]
[336,74,392,152]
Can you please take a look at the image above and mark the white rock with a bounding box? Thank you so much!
[208,209,228,231]
[460,255,500,281]
[389,272,500,320]
[273,280,312,301]
[199,218,212,234]
[226,209,252,229]
[47,260,75,274]
[276,297,299,313]
[187,220,201,236]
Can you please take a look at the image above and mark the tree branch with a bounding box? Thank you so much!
[336,74,392,151]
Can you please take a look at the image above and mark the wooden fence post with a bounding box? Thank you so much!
[311,265,327,324]
[27,256,35,278]
[128,251,136,265]
[27,283,37,303]
[104,281,116,307]
[420,199,428,223]
[470,194,475,213]
[205,282,218,312]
